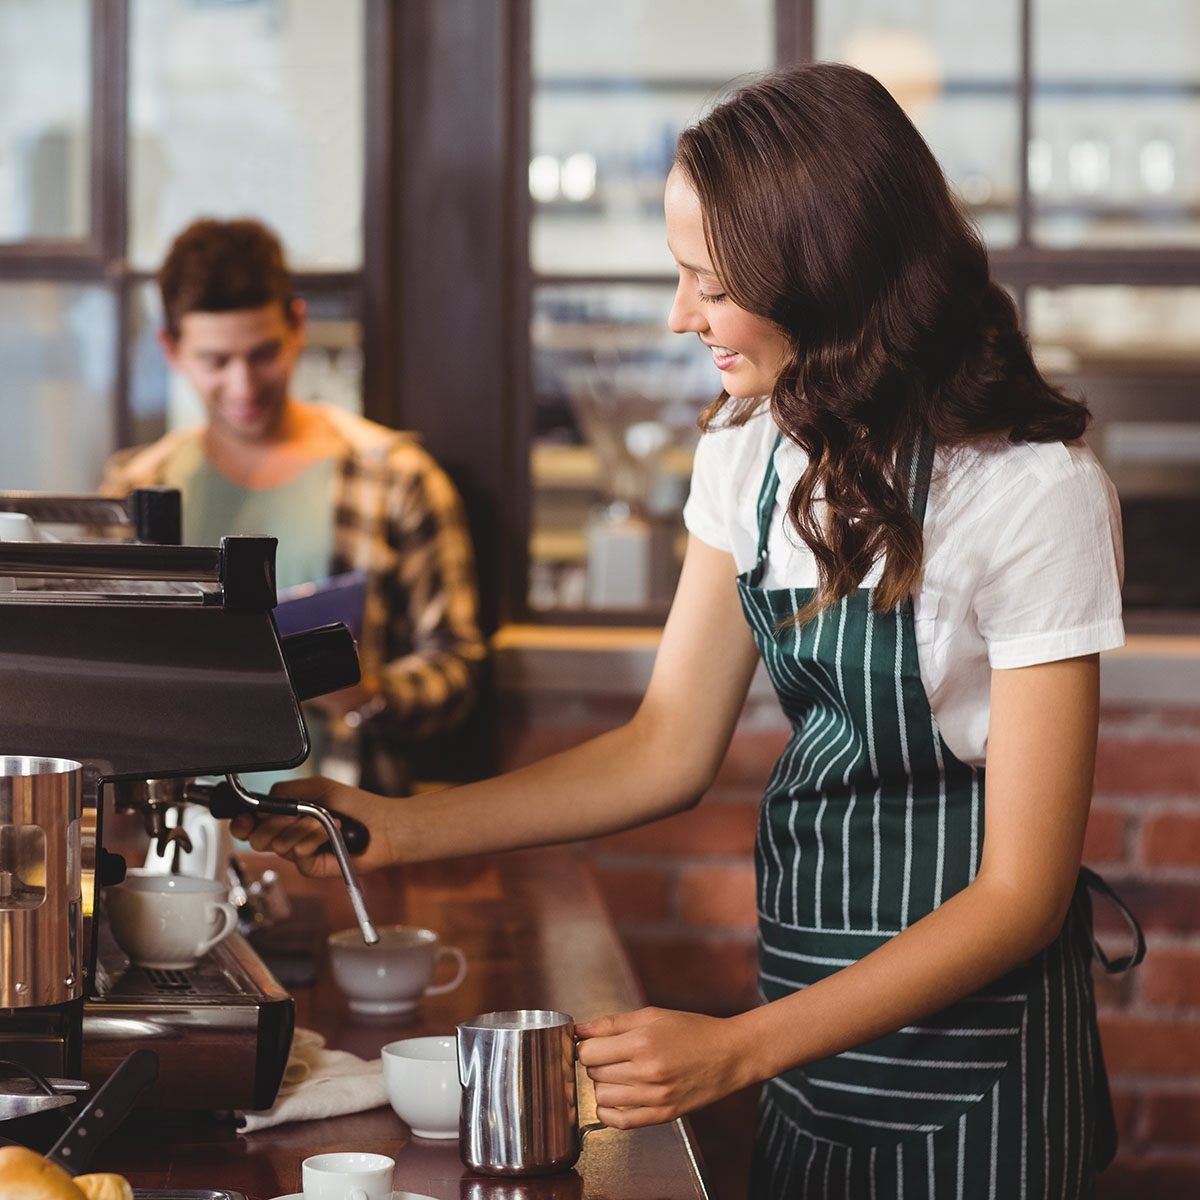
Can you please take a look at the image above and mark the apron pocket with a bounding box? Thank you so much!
[760,921,1030,1149]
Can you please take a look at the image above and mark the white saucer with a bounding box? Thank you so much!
[347,997,419,1017]
[271,1193,436,1200]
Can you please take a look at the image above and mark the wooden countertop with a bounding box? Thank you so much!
[90,848,710,1200]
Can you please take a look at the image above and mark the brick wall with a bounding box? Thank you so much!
[1089,704,1200,1197]
[499,692,1200,1197]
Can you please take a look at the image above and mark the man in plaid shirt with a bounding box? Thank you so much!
[102,218,485,792]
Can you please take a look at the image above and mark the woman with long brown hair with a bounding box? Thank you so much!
[240,63,1141,1196]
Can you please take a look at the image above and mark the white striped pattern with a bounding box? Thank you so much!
[741,435,1115,1198]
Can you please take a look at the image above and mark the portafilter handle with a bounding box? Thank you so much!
[184,775,379,946]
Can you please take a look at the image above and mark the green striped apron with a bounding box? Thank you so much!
[738,432,1143,1198]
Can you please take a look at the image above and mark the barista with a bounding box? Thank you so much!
[233,65,1137,1198]
[102,218,486,793]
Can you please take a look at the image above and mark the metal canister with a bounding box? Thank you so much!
[0,757,83,1007]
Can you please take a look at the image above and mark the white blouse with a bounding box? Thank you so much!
[682,408,1125,766]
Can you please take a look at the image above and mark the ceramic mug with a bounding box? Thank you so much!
[107,869,238,970]
[302,1151,394,1200]
[327,924,467,1017]
[382,1035,462,1139]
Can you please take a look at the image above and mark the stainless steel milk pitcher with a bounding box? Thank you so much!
[457,1009,604,1176]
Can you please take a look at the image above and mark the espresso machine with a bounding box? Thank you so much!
[0,491,377,1111]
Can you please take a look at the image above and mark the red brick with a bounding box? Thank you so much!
[1109,1087,1139,1142]
[1093,968,1136,1012]
[1140,1091,1200,1146]
[703,783,766,807]
[1099,705,1200,729]
[499,722,607,769]
[678,865,758,930]
[1143,949,1200,1007]
[1094,738,1200,796]
[1143,812,1200,867]
[590,863,671,926]
[713,730,790,787]
[1098,1015,1200,1075]
[1092,878,1200,936]
[594,801,759,857]
[1096,1156,1200,1199]
[1084,808,1128,864]
[624,934,758,1015]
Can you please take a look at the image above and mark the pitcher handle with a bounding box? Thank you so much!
[580,1121,606,1141]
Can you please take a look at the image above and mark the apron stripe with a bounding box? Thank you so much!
[956,1113,967,1200]
[1021,1007,1030,1200]
[894,607,915,930]
[931,708,947,909]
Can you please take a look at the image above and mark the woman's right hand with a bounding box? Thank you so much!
[228,775,402,878]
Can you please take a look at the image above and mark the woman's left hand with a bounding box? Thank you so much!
[575,1007,754,1128]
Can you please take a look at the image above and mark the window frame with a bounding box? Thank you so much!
[509,0,1200,625]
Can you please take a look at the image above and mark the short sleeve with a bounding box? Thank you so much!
[974,452,1125,669]
[682,428,733,552]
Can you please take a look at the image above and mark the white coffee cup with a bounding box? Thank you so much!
[381,1035,461,1139]
[327,924,467,1017]
[107,869,239,970]
[302,1151,394,1200]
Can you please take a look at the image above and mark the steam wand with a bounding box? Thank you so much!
[184,775,380,946]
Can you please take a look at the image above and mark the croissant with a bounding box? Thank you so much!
[75,1175,134,1200]
[0,1147,133,1200]
[0,1146,85,1199]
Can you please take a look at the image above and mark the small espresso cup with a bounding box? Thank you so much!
[302,1151,394,1200]
[328,924,467,1017]
[107,869,238,970]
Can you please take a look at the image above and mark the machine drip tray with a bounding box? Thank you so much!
[93,925,289,1006]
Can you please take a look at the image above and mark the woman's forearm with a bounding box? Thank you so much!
[382,711,711,865]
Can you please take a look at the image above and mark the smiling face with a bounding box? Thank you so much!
[160,302,306,444]
[664,167,789,399]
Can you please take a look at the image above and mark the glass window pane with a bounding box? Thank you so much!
[816,1,1021,247]
[0,0,90,243]
[128,0,365,270]
[1028,285,1200,609]
[0,283,117,491]
[125,282,362,443]
[531,0,774,276]
[1033,1,1200,246]
[529,284,716,612]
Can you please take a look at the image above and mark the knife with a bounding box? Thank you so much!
[45,1049,158,1175]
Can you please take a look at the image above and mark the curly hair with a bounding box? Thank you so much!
[675,63,1088,623]
[157,217,297,339]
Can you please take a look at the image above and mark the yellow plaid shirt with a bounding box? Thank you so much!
[101,406,487,756]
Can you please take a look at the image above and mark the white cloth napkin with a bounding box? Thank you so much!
[238,1028,388,1133]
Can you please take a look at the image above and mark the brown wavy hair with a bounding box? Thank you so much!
[158,218,297,339]
[675,64,1088,622]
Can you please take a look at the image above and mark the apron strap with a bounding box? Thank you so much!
[1076,865,1147,974]
[906,425,936,528]
[749,432,784,587]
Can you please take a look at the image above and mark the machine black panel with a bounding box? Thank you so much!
[0,604,308,781]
